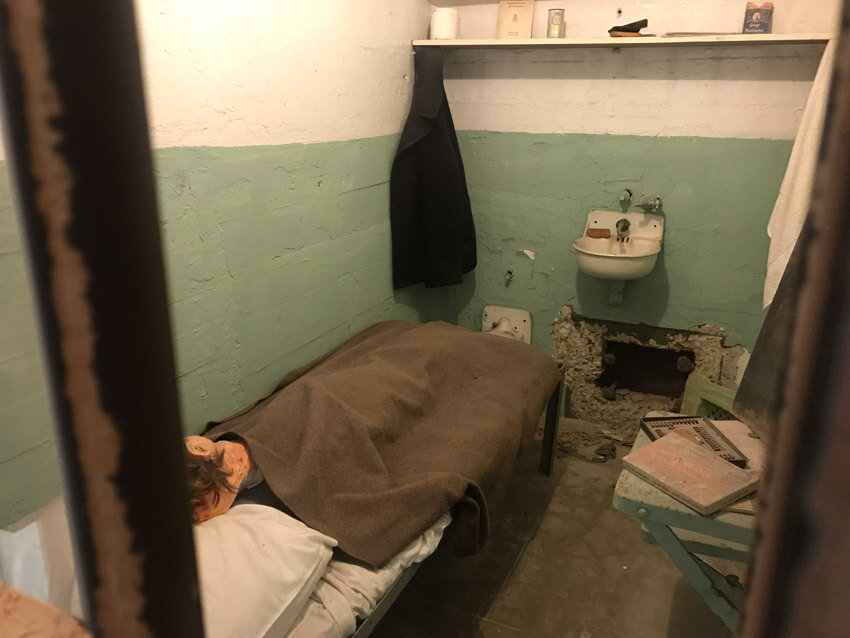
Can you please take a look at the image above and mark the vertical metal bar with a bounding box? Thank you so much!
[740,10,850,638]
[0,2,203,637]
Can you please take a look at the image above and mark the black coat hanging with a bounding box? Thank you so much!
[389,46,476,289]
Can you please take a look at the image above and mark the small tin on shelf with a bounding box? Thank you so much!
[547,8,566,38]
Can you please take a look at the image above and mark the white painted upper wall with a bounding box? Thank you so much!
[135,0,431,149]
[0,0,839,160]
[433,0,840,139]
[0,1,430,159]
[442,44,826,138]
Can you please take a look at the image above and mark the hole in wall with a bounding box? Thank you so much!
[596,341,695,397]
[551,306,749,444]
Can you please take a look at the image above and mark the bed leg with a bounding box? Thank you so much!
[539,382,562,476]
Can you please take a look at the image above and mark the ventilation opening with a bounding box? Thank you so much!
[596,341,695,397]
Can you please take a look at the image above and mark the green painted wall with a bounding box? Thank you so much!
[0,134,432,527]
[156,137,431,430]
[0,172,61,529]
[432,132,792,351]
[0,131,792,527]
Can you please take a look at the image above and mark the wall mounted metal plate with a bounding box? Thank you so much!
[482,305,532,344]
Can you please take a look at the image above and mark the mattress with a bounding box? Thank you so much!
[274,513,452,638]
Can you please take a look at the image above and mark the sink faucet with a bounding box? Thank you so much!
[638,195,662,212]
[616,218,630,242]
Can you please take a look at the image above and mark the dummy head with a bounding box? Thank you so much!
[183,435,252,523]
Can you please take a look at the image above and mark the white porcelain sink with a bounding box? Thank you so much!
[573,210,664,280]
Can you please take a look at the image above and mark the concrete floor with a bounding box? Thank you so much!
[370,436,737,638]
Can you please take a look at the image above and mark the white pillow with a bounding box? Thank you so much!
[194,504,336,638]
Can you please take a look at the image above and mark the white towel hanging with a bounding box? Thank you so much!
[763,39,836,307]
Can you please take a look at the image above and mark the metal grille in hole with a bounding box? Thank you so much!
[597,340,694,397]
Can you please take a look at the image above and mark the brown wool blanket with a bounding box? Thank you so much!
[204,320,561,567]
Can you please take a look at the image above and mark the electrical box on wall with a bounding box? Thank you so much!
[482,305,532,344]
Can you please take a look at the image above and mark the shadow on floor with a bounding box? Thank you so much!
[371,444,736,638]
[371,440,565,637]
[666,577,734,638]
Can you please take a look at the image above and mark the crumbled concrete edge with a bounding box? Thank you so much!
[551,306,750,442]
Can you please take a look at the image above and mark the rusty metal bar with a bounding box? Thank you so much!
[740,10,850,638]
[0,2,203,636]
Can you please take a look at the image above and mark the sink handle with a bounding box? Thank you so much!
[638,194,662,212]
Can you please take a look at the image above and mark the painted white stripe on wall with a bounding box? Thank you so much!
[0,1,430,160]
[135,0,431,149]
[434,0,839,40]
[434,0,838,139]
[444,44,824,139]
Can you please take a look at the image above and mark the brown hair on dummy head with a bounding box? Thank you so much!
[183,447,238,523]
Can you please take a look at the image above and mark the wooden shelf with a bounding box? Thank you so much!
[412,33,831,49]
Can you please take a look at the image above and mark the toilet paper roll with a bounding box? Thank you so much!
[430,8,458,40]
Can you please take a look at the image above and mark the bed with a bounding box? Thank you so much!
[274,513,452,638]
[7,320,560,638]
[192,319,563,638]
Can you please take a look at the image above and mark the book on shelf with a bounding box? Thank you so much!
[623,430,759,516]
[496,0,535,39]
